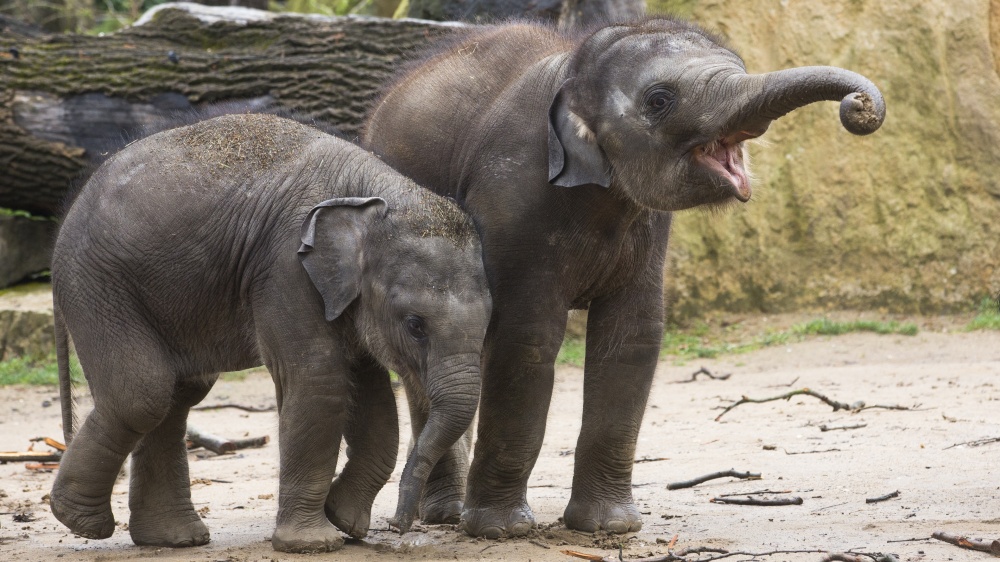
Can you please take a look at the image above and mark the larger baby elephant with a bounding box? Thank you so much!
[364,18,885,537]
[49,114,491,553]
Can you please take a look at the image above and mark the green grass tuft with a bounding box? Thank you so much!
[792,318,919,337]
[556,337,586,367]
[966,297,1000,331]
[0,354,84,386]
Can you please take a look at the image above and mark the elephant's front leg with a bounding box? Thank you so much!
[461,294,568,539]
[563,280,664,534]
[270,364,349,553]
[325,354,398,538]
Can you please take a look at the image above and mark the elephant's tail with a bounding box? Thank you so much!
[54,303,75,446]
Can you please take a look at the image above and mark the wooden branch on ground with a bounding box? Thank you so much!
[0,451,62,463]
[561,547,852,561]
[634,457,669,464]
[943,436,1000,450]
[865,490,899,504]
[931,531,1000,555]
[672,367,731,384]
[717,489,791,497]
[667,469,761,490]
[714,388,914,421]
[710,496,803,506]
[187,426,236,455]
[819,423,867,432]
[231,435,270,449]
[192,403,276,412]
[186,425,270,455]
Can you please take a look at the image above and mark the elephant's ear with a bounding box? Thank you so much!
[297,197,388,322]
[547,82,612,188]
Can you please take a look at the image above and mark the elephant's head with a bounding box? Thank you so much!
[548,18,885,210]
[297,194,491,534]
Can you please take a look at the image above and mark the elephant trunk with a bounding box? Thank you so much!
[394,352,481,533]
[733,66,886,136]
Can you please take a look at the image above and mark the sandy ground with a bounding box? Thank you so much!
[1,320,998,561]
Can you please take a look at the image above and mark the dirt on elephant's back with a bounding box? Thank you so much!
[1,314,998,561]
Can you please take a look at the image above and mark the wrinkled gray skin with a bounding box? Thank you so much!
[49,114,491,553]
[363,18,884,538]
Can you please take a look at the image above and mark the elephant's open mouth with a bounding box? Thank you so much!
[693,138,752,202]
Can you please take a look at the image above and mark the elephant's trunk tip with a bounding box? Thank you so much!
[840,91,885,136]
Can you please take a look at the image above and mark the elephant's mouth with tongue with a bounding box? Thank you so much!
[692,127,766,202]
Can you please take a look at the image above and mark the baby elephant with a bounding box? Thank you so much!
[49,114,491,553]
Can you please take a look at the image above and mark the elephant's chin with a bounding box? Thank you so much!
[692,139,752,202]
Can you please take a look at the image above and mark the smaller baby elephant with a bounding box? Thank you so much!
[49,114,491,553]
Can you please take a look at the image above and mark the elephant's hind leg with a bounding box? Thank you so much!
[128,374,218,547]
[50,338,178,541]
[326,355,397,538]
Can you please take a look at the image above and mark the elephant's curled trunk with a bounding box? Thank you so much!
[737,66,886,136]
[394,357,481,533]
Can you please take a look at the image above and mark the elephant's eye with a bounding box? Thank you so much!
[643,87,676,118]
[404,316,428,341]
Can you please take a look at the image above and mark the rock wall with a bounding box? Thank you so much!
[651,0,1000,319]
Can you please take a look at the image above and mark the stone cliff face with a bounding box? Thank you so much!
[651,0,1000,318]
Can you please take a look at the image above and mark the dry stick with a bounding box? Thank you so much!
[931,531,1000,555]
[0,451,62,463]
[819,423,867,432]
[820,555,880,562]
[943,436,1000,450]
[634,457,669,464]
[231,435,270,449]
[562,547,832,562]
[673,367,732,384]
[192,403,276,413]
[710,496,803,506]
[717,489,791,498]
[714,388,912,421]
[186,426,236,455]
[784,448,841,455]
[865,490,899,504]
[667,469,761,490]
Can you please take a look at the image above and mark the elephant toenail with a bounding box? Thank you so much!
[480,525,504,540]
[509,521,532,536]
[605,520,628,533]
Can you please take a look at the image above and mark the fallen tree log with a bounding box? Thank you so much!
[0,3,464,215]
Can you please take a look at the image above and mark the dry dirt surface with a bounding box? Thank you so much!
[1,320,998,561]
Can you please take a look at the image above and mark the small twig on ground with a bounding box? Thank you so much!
[819,554,889,562]
[186,426,236,455]
[784,448,841,455]
[819,423,867,432]
[717,489,790,498]
[192,403,276,412]
[29,437,67,451]
[635,457,669,464]
[665,535,678,549]
[943,436,1000,450]
[562,547,834,561]
[714,388,913,421]
[231,435,270,449]
[529,539,551,549]
[710,496,803,506]
[673,367,731,384]
[931,531,1000,555]
[886,537,929,543]
[667,469,761,490]
[25,462,60,471]
[865,490,899,504]
[766,376,801,389]
[0,451,62,463]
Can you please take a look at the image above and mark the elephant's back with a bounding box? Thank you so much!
[364,23,572,196]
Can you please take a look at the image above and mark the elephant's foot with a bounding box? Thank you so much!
[271,519,345,553]
[419,481,464,524]
[129,509,210,547]
[563,496,642,534]
[460,502,535,539]
[50,488,116,540]
[325,488,372,539]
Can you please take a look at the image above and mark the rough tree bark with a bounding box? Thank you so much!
[0,4,464,216]
[405,0,643,29]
